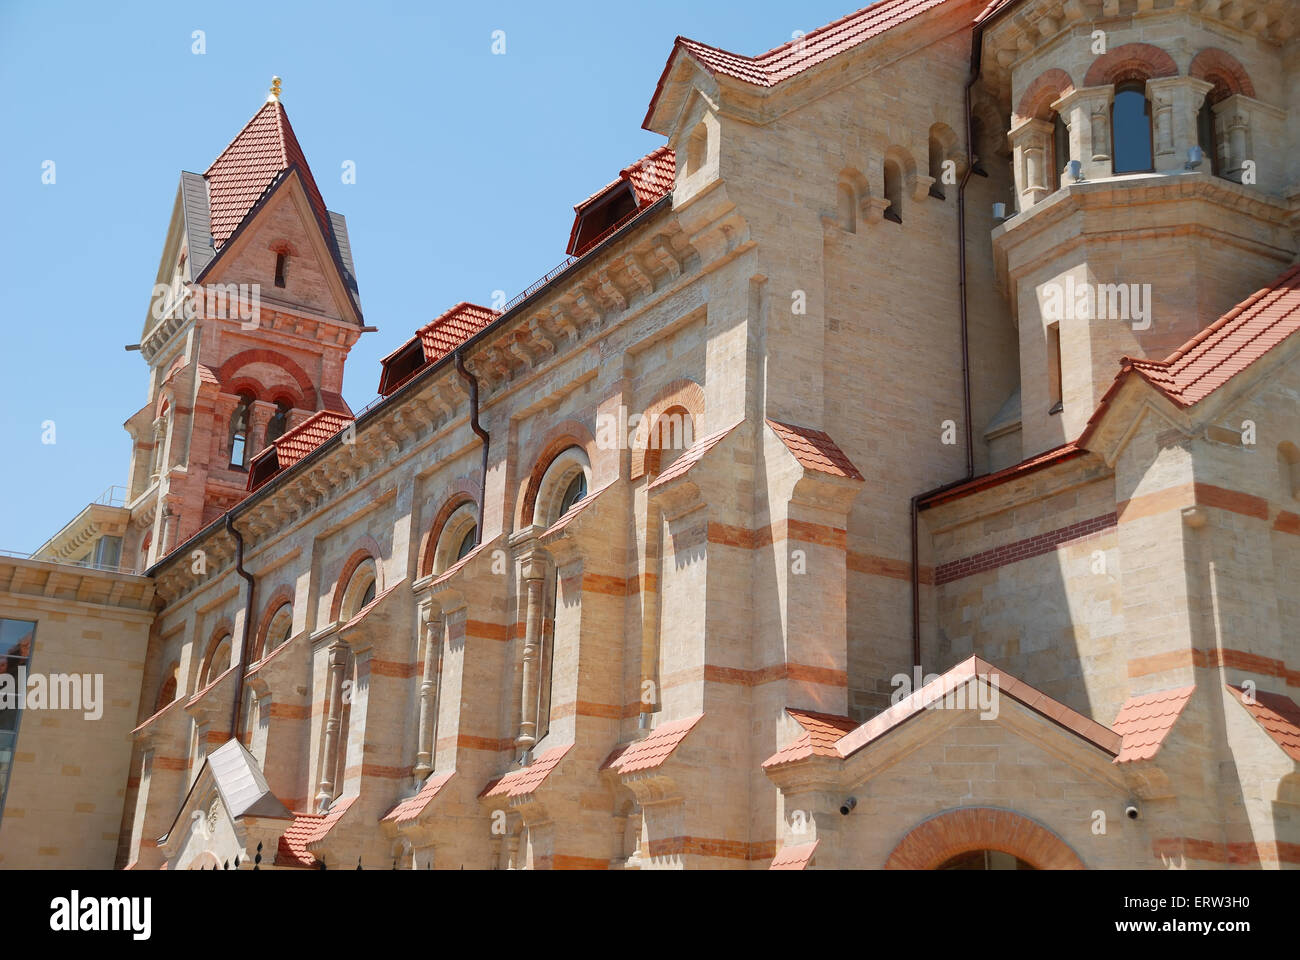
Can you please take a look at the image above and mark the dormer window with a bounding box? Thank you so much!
[569,184,638,256]
[274,251,287,288]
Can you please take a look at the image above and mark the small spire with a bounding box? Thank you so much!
[267,76,282,103]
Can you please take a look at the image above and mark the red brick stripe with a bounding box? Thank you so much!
[934,514,1116,585]
[1152,837,1300,865]
[1128,647,1300,686]
[647,836,776,861]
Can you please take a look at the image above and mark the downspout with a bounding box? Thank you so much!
[226,513,255,742]
[909,10,1005,671]
[454,348,489,545]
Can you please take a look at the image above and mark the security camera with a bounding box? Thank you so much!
[1125,803,1140,821]
[840,796,857,816]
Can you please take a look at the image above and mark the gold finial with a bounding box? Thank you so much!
[267,76,282,102]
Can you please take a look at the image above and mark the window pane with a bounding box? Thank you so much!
[0,618,37,821]
[1112,87,1152,173]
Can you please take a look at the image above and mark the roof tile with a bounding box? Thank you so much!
[1227,684,1300,762]
[381,772,455,825]
[1111,685,1195,763]
[275,795,356,868]
[600,714,704,774]
[766,419,864,480]
[770,839,819,870]
[480,744,572,800]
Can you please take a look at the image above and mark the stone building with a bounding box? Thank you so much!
[2,0,1298,870]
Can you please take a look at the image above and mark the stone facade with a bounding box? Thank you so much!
[3,0,1298,870]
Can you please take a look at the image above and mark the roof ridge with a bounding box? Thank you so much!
[1162,262,1300,366]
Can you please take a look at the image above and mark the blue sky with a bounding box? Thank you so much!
[0,0,863,554]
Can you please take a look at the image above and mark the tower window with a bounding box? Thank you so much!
[229,393,254,470]
[274,252,287,288]
[1051,112,1069,190]
[883,160,903,223]
[1196,98,1222,177]
[1111,82,1153,174]
[265,401,290,446]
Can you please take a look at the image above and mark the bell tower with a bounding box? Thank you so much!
[124,78,365,570]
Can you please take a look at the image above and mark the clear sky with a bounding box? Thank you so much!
[0,0,866,555]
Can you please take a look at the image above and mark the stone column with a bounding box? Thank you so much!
[315,640,349,811]
[248,400,276,460]
[413,603,442,779]
[1146,77,1214,173]
[516,563,546,753]
[1213,95,1253,182]
[1052,85,1114,181]
[1009,117,1054,211]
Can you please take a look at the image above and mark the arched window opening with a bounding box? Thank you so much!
[937,850,1036,870]
[229,392,254,470]
[201,632,232,688]
[883,160,903,223]
[432,501,479,574]
[532,446,592,529]
[686,122,708,176]
[1050,112,1069,190]
[274,252,287,288]
[156,662,179,712]
[1111,81,1153,174]
[264,401,291,446]
[340,558,379,621]
[836,182,856,232]
[260,603,293,660]
[1197,96,1223,178]
[928,124,958,199]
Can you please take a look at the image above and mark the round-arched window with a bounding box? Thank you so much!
[201,632,232,687]
[532,446,591,528]
[340,558,379,620]
[432,501,478,574]
[261,603,293,658]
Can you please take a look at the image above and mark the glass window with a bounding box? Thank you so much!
[1111,83,1153,174]
[559,473,587,516]
[0,618,38,822]
[93,535,123,570]
[456,526,477,561]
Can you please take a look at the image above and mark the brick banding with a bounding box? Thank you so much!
[933,513,1117,585]
[886,807,1084,870]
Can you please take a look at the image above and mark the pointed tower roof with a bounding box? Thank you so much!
[203,97,331,249]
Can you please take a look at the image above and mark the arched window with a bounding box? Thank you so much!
[1050,112,1069,190]
[937,850,1036,870]
[533,446,592,528]
[686,122,708,176]
[340,558,379,621]
[156,662,179,712]
[200,632,232,688]
[259,603,293,660]
[1278,442,1300,500]
[431,501,479,574]
[644,406,695,477]
[274,251,287,288]
[836,182,856,232]
[1111,81,1153,174]
[264,401,291,446]
[229,392,254,470]
[928,124,958,200]
[882,160,903,223]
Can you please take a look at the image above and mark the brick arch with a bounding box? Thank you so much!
[1083,43,1177,87]
[515,419,598,530]
[885,807,1085,870]
[1014,68,1075,123]
[419,484,479,578]
[253,584,296,660]
[328,538,384,623]
[630,379,705,479]
[199,618,235,688]
[218,349,319,410]
[1189,47,1256,103]
[155,387,174,419]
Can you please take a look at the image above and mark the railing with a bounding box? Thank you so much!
[94,485,128,508]
[0,548,141,577]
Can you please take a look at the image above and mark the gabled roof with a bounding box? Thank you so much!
[766,419,864,480]
[162,739,291,846]
[1112,685,1195,763]
[1124,263,1300,408]
[831,656,1121,761]
[645,0,959,127]
[204,100,330,249]
[1227,684,1300,762]
[600,714,704,774]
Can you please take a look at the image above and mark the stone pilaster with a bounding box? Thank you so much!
[1052,85,1114,181]
[1146,76,1214,173]
[1009,117,1054,211]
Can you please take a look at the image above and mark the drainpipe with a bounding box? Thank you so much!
[454,349,489,545]
[909,11,1009,671]
[226,513,256,742]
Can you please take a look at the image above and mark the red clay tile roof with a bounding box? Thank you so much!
[204,100,331,249]
[320,390,352,416]
[416,302,501,365]
[275,795,356,868]
[770,839,819,870]
[919,442,1085,508]
[1227,684,1300,762]
[480,744,573,800]
[269,409,353,470]
[646,0,958,126]
[1111,685,1195,763]
[568,147,676,255]
[1125,264,1300,408]
[646,422,742,490]
[834,656,1121,760]
[763,708,857,767]
[601,714,704,774]
[766,419,864,480]
[381,771,456,825]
